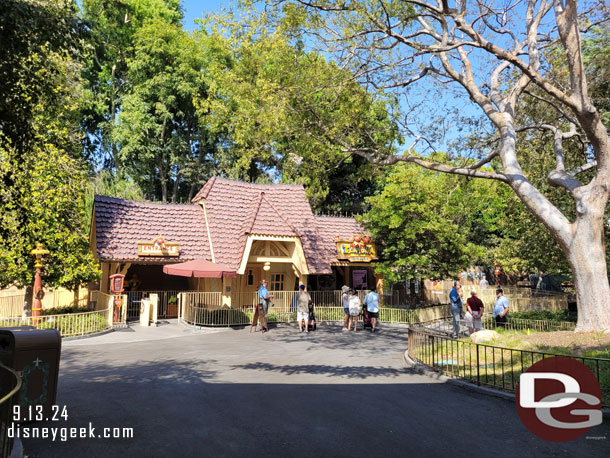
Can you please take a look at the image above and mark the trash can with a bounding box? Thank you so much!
[0,328,61,422]
[140,298,151,327]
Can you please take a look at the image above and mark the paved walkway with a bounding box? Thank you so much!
[65,319,231,345]
[23,323,609,457]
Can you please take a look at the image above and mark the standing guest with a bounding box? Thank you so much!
[449,281,463,338]
[460,270,468,285]
[479,274,489,290]
[296,284,311,333]
[363,288,380,333]
[348,289,361,332]
[493,288,509,327]
[258,279,273,332]
[341,285,351,331]
[466,290,484,334]
[457,283,465,303]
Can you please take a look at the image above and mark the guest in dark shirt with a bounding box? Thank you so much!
[466,290,484,334]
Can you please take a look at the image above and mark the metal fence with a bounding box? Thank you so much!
[180,300,451,328]
[125,291,187,320]
[0,364,22,458]
[480,316,576,332]
[407,326,610,407]
[0,307,113,337]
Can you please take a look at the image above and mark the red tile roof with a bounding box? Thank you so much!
[196,177,331,274]
[92,178,367,272]
[93,195,210,263]
[314,216,368,265]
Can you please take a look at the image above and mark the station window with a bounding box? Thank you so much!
[270,274,284,291]
[247,269,254,286]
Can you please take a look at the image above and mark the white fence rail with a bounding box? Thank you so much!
[0,307,113,337]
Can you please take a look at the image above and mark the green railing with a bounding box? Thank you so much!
[0,307,113,337]
[407,326,610,407]
[180,300,452,328]
[0,364,21,458]
[480,315,576,332]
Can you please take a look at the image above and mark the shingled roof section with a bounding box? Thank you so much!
[93,195,210,263]
[314,216,368,265]
[195,177,331,274]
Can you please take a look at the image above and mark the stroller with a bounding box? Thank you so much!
[361,302,373,330]
[307,301,317,331]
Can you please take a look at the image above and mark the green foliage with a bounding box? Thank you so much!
[42,305,91,316]
[509,309,577,323]
[360,163,497,282]
[116,20,212,202]
[0,0,100,290]
[81,0,184,168]
[197,14,398,212]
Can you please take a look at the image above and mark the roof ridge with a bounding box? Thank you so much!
[213,176,305,189]
[314,214,360,220]
[242,192,265,235]
[259,193,299,235]
[94,195,198,208]
[191,176,216,203]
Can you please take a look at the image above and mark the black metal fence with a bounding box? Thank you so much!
[125,291,183,320]
[407,326,610,407]
[0,364,21,458]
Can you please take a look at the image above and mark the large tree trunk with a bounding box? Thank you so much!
[23,285,33,318]
[566,190,610,331]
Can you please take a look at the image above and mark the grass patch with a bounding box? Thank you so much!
[412,329,610,407]
[509,309,576,322]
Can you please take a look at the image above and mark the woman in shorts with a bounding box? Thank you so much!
[348,290,361,332]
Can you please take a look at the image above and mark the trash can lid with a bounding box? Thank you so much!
[0,328,61,350]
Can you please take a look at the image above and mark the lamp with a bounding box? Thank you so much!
[263,261,271,271]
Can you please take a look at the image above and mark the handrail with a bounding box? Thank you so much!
[407,325,609,407]
[0,363,21,407]
[0,306,113,337]
[0,363,22,458]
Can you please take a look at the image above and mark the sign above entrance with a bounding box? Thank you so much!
[335,235,378,263]
[137,235,179,257]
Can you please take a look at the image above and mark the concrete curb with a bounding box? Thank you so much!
[62,327,115,341]
[402,349,515,402]
[402,349,610,419]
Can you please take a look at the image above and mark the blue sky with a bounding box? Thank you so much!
[181,0,226,31]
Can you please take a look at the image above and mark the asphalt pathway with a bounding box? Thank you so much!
[21,322,610,457]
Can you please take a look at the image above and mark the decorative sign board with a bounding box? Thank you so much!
[109,274,125,294]
[335,235,378,263]
[137,235,179,257]
[353,270,368,289]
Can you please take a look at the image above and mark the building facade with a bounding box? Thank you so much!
[90,177,381,314]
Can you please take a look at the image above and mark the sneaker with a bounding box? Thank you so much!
[342,327,349,332]
[305,329,309,333]
[300,328,304,333]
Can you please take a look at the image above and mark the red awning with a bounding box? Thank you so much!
[163,259,237,278]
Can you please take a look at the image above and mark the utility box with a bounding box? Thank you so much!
[0,328,61,422]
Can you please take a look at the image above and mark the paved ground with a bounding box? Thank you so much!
[22,321,610,457]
